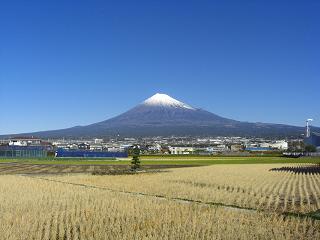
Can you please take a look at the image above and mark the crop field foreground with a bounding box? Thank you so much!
[0,156,319,166]
[1,163,320,239]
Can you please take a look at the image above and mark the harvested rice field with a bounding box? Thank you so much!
[0,164,319,239]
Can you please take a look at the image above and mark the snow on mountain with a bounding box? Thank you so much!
[142,93,195,110]
[2,93,314,138]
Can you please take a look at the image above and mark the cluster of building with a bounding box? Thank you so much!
[155,137,289,155]
[51,138,132,152]
[0,137,129,158]
[0,137,53,158]
[0,130,319,158]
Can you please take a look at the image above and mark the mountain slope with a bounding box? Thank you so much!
[2,93,318,138]
[94,93,238,127]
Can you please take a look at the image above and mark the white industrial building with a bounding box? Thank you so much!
[169,146,194,154]
[9,137,41,146]
[260,140,288,150]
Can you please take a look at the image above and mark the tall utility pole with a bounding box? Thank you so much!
[306,119,313,138]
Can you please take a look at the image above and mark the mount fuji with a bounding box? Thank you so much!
[3,93,317,138]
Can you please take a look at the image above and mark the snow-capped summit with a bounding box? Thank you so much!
[143,93,195,110]
[6,93,314,138]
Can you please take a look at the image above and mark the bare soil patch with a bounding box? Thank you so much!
[0,162,197,175]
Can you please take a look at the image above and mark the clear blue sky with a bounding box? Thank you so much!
[0,0,319,134]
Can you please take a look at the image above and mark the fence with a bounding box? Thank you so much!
[55,149,128,158]
[0,146,47,158]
